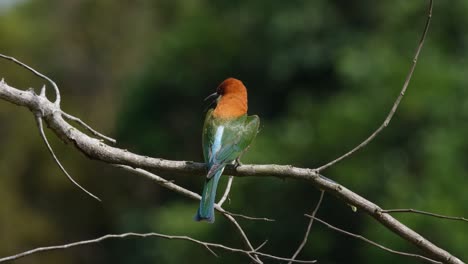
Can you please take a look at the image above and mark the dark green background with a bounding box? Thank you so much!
[0,0,466,263]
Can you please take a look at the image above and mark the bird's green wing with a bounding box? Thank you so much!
[237,115,260,153]
[206,115,260,178]
[202,109,215,162]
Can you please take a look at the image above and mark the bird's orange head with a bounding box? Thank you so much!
[207,78,248,119]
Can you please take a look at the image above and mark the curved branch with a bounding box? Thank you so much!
[315,0,433,172]
[0,54,60,105]
[0,232,315,264]
[61,111,116,144]
[35,114,101,201]
[382,209,468,223]
[218,176,234,207]
[308,216,441,264]
[289,190,325,264]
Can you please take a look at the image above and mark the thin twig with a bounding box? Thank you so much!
[115,165,272,222]
[216,175,275,222]
[115,165,199,199]
[0,232,315,263]
[0,53,61,105]
[255,240,269,251]
[223,213,263,263]
[306,216,441,264]
[217,176,233,207]
[289,190,325,264]
[35,115,101,202]
[62,111,116,144]
[382,209,468,223]
[315,0,433,172]
[221,211,275,222]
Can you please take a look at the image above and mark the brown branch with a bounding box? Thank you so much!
[382,209,468,223]
[307,216,442,264]
[289,190,325,264]
[0,232,315,264]
[315,0,433,172]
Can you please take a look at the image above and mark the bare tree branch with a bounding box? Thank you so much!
[289,190,325,264]
[221,211,275,222]
[255,240,269,251]
[114,165,270,221]
[307,216,442,264]
[315,0,433,172]
[115,164,199,200]
[35,108,101,202]
[217,176,234,207]
[0,232,316,264]
[382,209,468,223]
[223,213,263,263]
[61,111,116,144]
[0,54,60,105]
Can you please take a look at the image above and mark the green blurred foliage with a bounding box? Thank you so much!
[0,0,467,263]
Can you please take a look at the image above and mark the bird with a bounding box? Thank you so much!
[195,78,260,223]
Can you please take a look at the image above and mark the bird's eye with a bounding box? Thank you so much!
[216,86,223,95]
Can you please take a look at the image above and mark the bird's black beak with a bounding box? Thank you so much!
[204,92,219,102]
[204,92,220,112]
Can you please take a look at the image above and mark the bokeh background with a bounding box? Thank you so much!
[0,0,467,263]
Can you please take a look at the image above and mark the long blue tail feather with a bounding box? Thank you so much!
[195,168,224,223]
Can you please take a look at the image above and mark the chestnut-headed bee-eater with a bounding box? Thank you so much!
[195,78,260,223]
